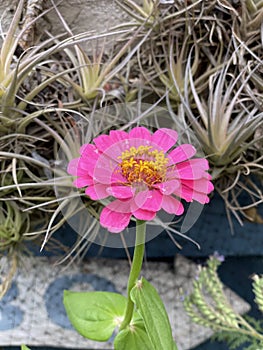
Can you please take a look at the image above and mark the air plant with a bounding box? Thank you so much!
[115,0,208,29]
[133,0,240,106]
[0,0,60,122]
[26,109,102,263]
[0,108,98,277]
[0,201,30,297]
[184,58,262,174]
[0,201,30,251]
[0,0,262,300]
[0,130,57,231]
[116,0,157,27]
[239,0,263,37]
[42,0,155,106]
[0,0,24,100]
[0,0,141,127]
[0,0,155,291]
[179,50,263,223]
[150,34,200,104]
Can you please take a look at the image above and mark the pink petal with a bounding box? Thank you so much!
[172,182,212,204]
[93,135,114,152]
[92,169,114,184]
[124,138,152,149]
[79,145,102,176]
[91,157,119,184]
[107,199,132,213]
[97,140,129,162]
[134,190,162,211]
[132,209,156,221]
[129,127,152,141]
[154,179,180,195]
[196,192,210,204]
[109,130,129,143]
[161,195,184,215]
[93,131,129,161]
[182,178,214,194]
[168,144,196,164]
[110,168,128,184]
[190,190,210,204]
[122,127,153,149]
[203,172,212,180]
[93,131,128,159]
[78,158,94,173]
[67,158,81,176]
[93,130,128,152]
[100,207,132,233]
[172,184,191,202]
[97,156,118,172]
[85,184,109,200]
[173,159,210,180]
[80,143,97,156]
[68,158,95,181]
[78,146,100,173]
[73,176,93,188]
[182,186,211,204]
[107,185,134,199]
[151,128,178,152]
[205,196,210,204]
[68,158,95,188]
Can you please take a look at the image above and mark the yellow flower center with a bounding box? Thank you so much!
[119,145,168,187]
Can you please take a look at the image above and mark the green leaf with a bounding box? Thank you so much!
[114,320,153,350]
[21,346,31,350]
[130,277,177,350]
[64,290,127,341]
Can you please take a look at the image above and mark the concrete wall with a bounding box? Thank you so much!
[0,0,129,48]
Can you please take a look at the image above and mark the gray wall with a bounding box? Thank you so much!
[0,0,129,48]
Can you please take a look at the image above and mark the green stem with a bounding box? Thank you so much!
[236,314,263,341]
[119,220,146,330]
[210,322,263,342]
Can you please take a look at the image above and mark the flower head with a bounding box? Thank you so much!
[212,251,225,263]
[68,127,214,233]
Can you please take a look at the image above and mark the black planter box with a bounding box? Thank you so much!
[51,194,263,259]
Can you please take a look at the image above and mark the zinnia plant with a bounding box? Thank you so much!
[64,126,213,349]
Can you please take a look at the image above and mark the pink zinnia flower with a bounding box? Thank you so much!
[67,127,214,233]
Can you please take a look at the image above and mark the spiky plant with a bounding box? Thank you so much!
[0,0,152,262]
[184,256,263,350]
[0,201,30,297]
[0,0,262,296]
[129,0,263,223]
